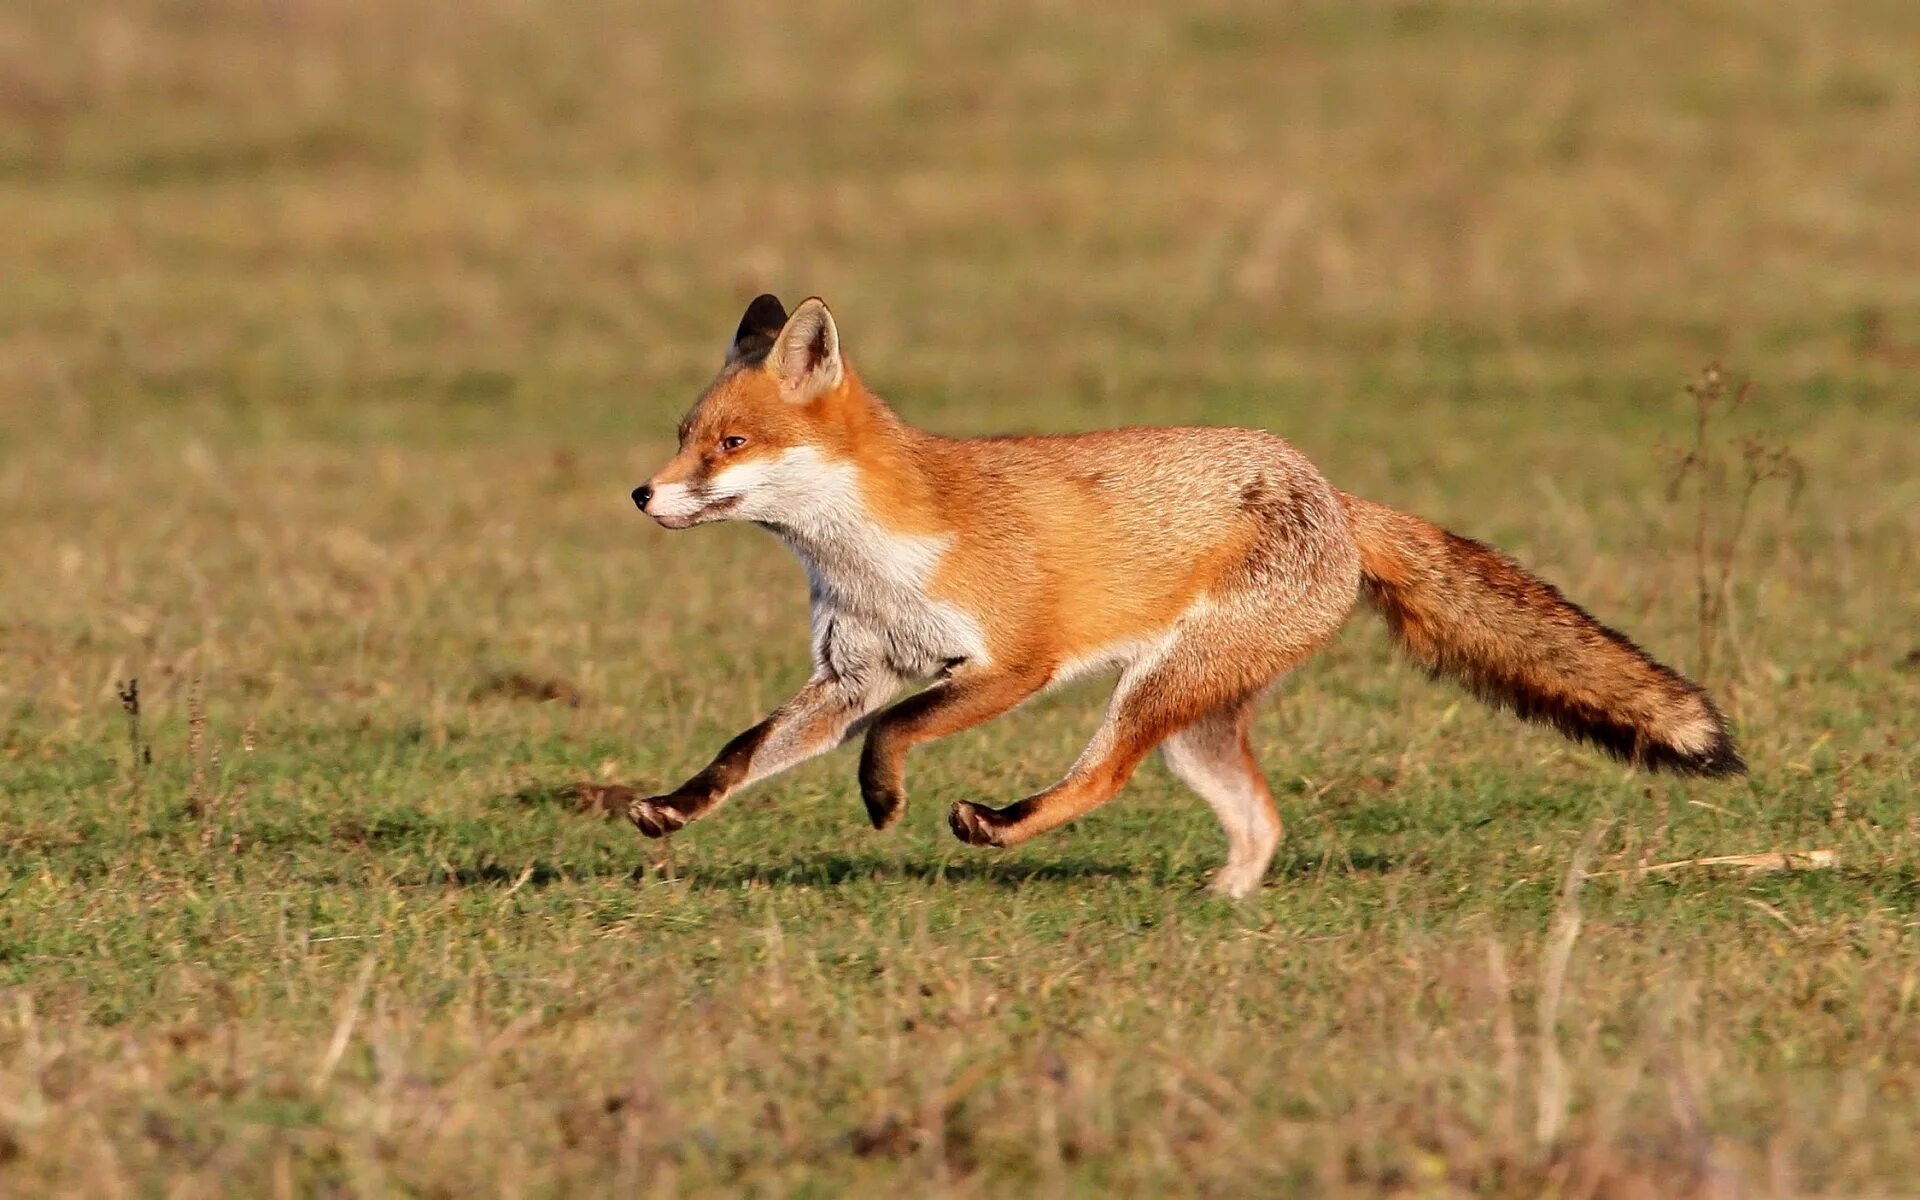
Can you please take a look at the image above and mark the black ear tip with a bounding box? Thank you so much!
[726,293,790,364]
[741,293,788,331]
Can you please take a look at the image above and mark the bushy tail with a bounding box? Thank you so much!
[1340,493,1744,776]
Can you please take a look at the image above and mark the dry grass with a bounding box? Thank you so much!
[3,0,1919,1194]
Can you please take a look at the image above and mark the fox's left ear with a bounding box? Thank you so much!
[726,293,788,365]
[766,297,843,402]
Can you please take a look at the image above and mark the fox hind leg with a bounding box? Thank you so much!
[947,651,1246,850]
[1160,697,1281,899]
[948,591,1330,873]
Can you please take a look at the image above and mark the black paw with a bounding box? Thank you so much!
[862,783,906,831]
[947,800,1007,847]
[628,795,694,838]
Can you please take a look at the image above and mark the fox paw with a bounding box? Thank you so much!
[861,783,906,831]
[628,795,692,839]
[1202,865,1264,901]
[947,800,1008,847]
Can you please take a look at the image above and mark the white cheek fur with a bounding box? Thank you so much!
[703,456,776,502]
[708,447,838,523]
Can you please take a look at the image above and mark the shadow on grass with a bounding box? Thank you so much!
[678,852,1141,891]
[400,859,644,888]
[399,850,1134,892]
[408,847,1401,893]
[676,845,1402,890]
[483,784,1405,892]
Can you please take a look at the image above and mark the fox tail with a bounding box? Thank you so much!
[1340,493,1744,776]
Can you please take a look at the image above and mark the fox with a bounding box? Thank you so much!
[613,294,1743,898]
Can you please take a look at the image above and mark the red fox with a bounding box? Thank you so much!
[617,295,1742,897]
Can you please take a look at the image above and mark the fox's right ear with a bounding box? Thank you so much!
[765,297,843,402]
[726,294,789,365]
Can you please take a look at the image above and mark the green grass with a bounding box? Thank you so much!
[3,0,1919,1194]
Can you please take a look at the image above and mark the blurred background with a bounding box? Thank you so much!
[4,0,1916,440]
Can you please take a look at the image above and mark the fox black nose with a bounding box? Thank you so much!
[631,484,653,511]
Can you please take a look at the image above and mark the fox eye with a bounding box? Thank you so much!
[718,435,748,453]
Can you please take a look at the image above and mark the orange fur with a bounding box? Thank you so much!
[1341,495,1743,776]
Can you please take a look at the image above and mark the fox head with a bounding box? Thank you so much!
[633,294,861,530]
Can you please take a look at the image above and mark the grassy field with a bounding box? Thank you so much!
[3,0,1919,1194]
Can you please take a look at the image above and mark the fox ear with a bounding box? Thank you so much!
[726,293,788,364]
[766,297,843,401]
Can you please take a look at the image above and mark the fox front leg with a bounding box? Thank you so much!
[625,719,761,837]
[856,664,1050,830]
[628,671,896,837]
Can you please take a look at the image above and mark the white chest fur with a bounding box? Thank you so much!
[786,522,987,680]
[715,447,989,680]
